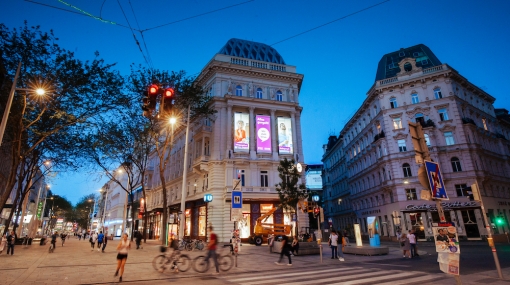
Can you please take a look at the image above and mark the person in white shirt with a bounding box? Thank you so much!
[329,231,339,259]
[407,230,417,258]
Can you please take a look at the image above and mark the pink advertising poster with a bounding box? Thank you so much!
[256,115,271,153]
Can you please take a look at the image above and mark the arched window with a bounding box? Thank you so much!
[403,163,412,177]
[451,157,462,172]
[235,85,243,96]
[276,90,283,101]
[256,88,263,99]
[411,93,419,104]
[390,97,398,108]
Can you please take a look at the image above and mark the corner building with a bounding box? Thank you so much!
[322,44,510,241]
[145,39,306,242]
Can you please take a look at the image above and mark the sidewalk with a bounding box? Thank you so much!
[0,237,508,284]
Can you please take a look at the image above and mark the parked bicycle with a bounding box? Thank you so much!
[152,245,191,273]
[188,239,205,251]
[192,247,233,273]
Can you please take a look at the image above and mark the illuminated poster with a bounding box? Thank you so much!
[234,113,249,152]
[277,117,293,154]
[433,222,460,253]
[354,223,363,246]
[256,115,271,153]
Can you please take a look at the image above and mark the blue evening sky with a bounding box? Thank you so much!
[2,0,510,204]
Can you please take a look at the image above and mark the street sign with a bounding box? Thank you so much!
[232,179,241,191]
[424,160,449,200]
[204,194,213,202]
[231,208,243,221]
[232,191,242,209]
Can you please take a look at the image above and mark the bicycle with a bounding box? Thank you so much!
[152,246,191,273]
[189,239,205,251]
[192,247,233,273]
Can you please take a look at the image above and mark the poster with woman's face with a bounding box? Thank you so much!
[433,226,460,253]
[234,113,249,152]
[277,117,293,154]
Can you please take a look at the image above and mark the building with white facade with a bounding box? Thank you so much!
[323,44,510,241]
[145,38,306,242]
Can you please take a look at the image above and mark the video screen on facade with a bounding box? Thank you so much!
[277,117,293,154]
[256,115,271,153]
[234,113,249,152]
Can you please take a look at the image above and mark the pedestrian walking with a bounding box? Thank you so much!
[90,232,97,251]
[291,236,299,256]
[0,233,7,254]
[7,230,17,255]
[78,233,81,241]
[329,231,339,259]
[411,229,420,257]
[275,235,292,266]
[204,225,219,274]
[135,231,142,249]
[400,233,411,258]
[114,233,131,282]
[338,231,346,261]
[97,231,104,252]
[102,232,108,253]
[408,230,417,258]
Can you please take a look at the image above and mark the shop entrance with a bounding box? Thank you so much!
[409,213,425,239]
[461,210,480,239]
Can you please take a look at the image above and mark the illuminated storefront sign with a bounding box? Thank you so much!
[404,201,478,211]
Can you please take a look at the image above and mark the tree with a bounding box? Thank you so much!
[74,194,96,231]
[275,158,307,235]
[0,22,127,215]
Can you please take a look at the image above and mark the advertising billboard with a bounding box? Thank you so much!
[234,113,249,152]
[256,115,271,153]
[277,117,293,154]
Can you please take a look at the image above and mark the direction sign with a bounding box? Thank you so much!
[424,160,448,200]
[232,191,242,209]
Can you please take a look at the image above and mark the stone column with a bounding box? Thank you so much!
[270,109,278,160]
[249,107,256,159]
[226,104,232,158]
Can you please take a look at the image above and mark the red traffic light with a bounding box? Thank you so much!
[164,88,174,97]
[149,84,159,95]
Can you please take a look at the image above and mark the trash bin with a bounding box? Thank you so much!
[40,237,46,245]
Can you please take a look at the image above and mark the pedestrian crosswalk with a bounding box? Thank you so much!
[217,265,447,285]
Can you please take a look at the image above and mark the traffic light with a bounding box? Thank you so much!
[467,183,481,201]
[161,87,174,114]
[142,91,153,117]
[496,216,504,226]
[313,206,320,218]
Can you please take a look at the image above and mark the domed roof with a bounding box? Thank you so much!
[218,38,285,65]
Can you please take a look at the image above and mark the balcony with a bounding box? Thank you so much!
[373,130,385,142]
[420,119,435,128]
[462,118,477,127]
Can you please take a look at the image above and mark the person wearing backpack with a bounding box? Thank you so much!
[97,231,104,252]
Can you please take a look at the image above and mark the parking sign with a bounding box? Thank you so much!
[424,160,448,200]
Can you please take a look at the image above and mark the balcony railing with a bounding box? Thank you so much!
[373,130,385,142]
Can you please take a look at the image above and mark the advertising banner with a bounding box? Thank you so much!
[255,115,271,153]
[433,222,460,253]
[277,117,293,154]
[234,113,249,152]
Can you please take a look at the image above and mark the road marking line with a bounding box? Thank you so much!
[362,262,411,268]
[277,270,400,285]
[376,273,446,285]
[227,267,358,282]
[339,271,418,284]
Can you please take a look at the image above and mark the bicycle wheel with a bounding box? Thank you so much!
[219,254,233,271]
[186,243,193,251]
[192,255,209,273]
[197,241,204,250]
[176,254,191,272]
[178,242,185,251]
[152,255,167,272]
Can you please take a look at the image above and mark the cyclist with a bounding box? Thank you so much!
[50,231,58,252]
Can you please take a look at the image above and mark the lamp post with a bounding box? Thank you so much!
[179,106,191,241]
[88,198,97,233]
[100,188,108,233]
[0,62,45,146]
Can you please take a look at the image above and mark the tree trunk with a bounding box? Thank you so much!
[159,169,168,245]
[130,193,135,241]
[142,188,148,243]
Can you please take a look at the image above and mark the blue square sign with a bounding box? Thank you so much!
[232,191,242,209]
[424,160,449,200]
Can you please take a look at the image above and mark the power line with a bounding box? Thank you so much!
[141,0,255,32]
[128,0,155,71]
[271,0,390,46]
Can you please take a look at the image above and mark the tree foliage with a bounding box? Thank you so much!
[275,158,308,213]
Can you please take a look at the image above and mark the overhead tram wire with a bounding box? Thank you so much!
[141,0,255,32]
[270,0,390,46]
[116,0,154,71]
[128,0,155,73]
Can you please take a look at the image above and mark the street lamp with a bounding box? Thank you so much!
[0,62,46,146]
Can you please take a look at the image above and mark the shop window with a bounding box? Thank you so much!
[185,209,191,236]
[236,85,243,96]
[398,139,407,152]
[406,189,417,200]
[390,97,398,108]
[434,88,443,99]
[260,171,268,187]
[402,163,412,177]
[456,184,469,197]
[451,157,462,172]
[198,206,206,236]
[256,88,263,99]
[239,204,251,238]
[444,132,455,145]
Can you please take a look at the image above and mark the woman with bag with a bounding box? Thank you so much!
[400,233,411,258]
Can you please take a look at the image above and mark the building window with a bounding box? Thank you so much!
[393,117,403,129]
[237,169,245,186]
[235,85,243,96]
[482,118,488,130]
[434,88,443,99]
[403,163,412,177]
[444,131,455,145]
[260,171,268,187]
[455,184,468,197]
[198,206,206,236]
[256,88,263,99]
[390,97,398,108]
[439,108,449,121]
[415,113,425,124]
[406,189,417,200]
[451,157,462,172]
[424,134,431,146]
[389,191,394,203]
[276,90,283,101]
[398,139,407,152]
[411,93,419,104]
